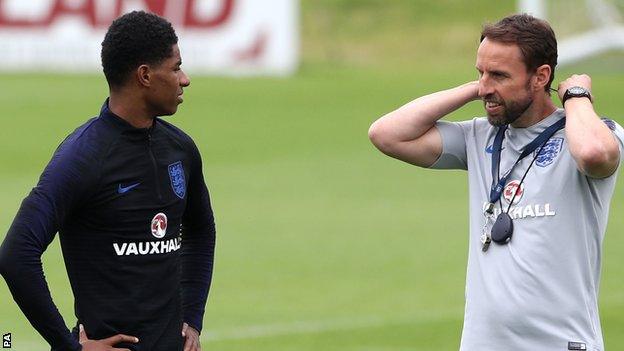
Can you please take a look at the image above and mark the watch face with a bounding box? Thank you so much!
[569,86,586,95]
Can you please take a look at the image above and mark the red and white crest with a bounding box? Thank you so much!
[151,213,168,239]
[503,180,524,204]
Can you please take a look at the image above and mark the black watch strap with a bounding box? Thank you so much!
[562,86,592,105]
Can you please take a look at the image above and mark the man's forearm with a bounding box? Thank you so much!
[368,81,479,167]
[1,264,81,351]
[564,98,619,177]
[180,226,215,332]
[558,75,620,178]
[369,81,479,143]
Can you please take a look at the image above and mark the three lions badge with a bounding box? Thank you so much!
[168,161,186,199]
[534,137,563,167]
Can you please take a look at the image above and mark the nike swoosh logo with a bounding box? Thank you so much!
[485,145,505,154]
[118,182,141,194]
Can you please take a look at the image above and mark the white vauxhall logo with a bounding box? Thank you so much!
[112,212,181,257]
[503,180,524,204]
[151,213,168,238]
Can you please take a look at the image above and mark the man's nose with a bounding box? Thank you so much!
[179,70,191,87]
[477,77,493,98]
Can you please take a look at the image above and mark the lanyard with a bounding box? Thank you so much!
[488,117,566,207]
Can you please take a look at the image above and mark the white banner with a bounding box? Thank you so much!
[0,0,299,75]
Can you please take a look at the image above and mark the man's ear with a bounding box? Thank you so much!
[137,64,151,87]
[532,64,552,91]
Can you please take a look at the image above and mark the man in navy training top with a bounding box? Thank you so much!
[0,10,215,351]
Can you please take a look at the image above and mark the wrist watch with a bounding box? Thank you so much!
[562,86,592,105]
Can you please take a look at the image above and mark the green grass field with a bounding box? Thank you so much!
[2,1,624,350]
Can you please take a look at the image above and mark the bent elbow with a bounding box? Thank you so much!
[368,122,382,148]
[0,235,35,280]
[368,121,395,154]
[576,144,620,177]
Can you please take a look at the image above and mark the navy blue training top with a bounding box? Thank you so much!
[0,101,216,351]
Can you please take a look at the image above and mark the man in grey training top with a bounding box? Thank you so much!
[368,14,622,351]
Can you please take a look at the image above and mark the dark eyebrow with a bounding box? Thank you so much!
[491,70,509,77]
[475,67,509,77]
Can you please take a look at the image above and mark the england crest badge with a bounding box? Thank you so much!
[534,137,563,167]
[168,161,186,199]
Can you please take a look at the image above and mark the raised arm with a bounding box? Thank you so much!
[558,75,620,178]
[368,81,480,167]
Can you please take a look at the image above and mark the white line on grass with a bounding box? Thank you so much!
[203,311,459,342]
[203,316,385,341]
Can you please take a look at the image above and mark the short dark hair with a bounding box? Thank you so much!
[481,14,558,92]
[101,11,178,88]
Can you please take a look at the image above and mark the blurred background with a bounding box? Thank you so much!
[1,0,623,350]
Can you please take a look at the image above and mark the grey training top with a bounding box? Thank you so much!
[432,108,623,351]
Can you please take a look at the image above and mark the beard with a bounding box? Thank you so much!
[484,84,534,127]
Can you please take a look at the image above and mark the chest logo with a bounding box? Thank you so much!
[118,182,141,194]
[503,180,524,204]
[151,213,168,238]
[534,137,563,167]
[485,144,504,154]
[168,161,186,199]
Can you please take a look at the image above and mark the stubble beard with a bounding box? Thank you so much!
[486,84,534,127]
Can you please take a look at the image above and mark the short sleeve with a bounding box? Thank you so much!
[602,118,624,174]
[603,118,624,156]
[430,120,468,170]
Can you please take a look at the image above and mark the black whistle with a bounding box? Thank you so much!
[491,212,513,244]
